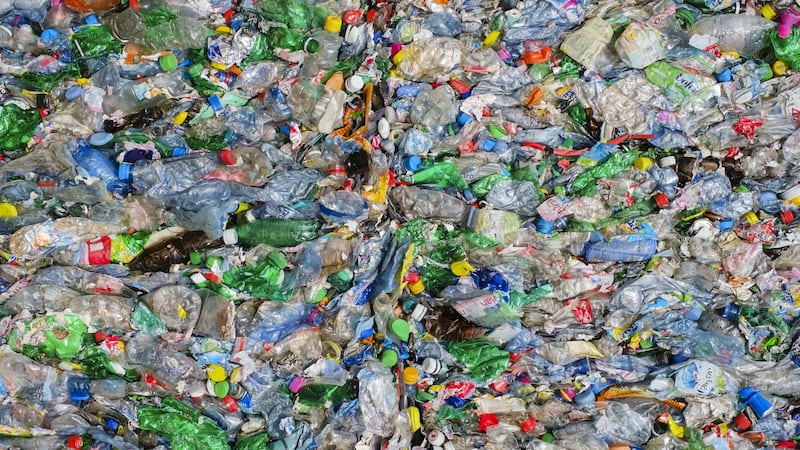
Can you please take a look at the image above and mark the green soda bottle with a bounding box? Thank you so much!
[223,219,320,247]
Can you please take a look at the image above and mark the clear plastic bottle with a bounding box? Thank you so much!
[300,29,342,79]
[689,14,776,57]
[137,16,209,51]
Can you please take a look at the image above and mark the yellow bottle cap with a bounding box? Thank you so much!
[743,211,759,225]
[450,260,475,277]
[773,60,788,77]
[229,366,242,384]
[483,30,501,47]
[720,51,739,60]
[76,78,89,86]
[762,4,777,20]
[407,406,421,432]
[634,156,653,171]
[210,61,228,71]
[234,202,251,214]
[173,111,188,125]
[207,364,227,382]
[409,279,425,295]
[392,49,405,65]
[215,25,232,34]
[0,203,17,217]
[428,384,442,393]
[324,16,343,34]
[403,367,419,385]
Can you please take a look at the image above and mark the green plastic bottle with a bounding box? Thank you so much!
[223,219,320,248]
[266,26,318,52]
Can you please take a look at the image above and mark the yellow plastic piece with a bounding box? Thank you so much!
[210,61,228,71]
[207,364,227,382]
[324,16,343,34]
[215,25,232,34]
[173,111,188,125]
[450,260,475,277]
[483,30,501,47]
[743,211,759,225]
[392,49,405,65]
[761,4,777,20]
[773,60,788,77]
[407,406,421,432]
[633,156,653,171]
[0,203,17,217]
[408,279,425,295]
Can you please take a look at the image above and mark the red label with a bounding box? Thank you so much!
[84,236,111,265]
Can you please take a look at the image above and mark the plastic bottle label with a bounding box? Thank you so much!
[675,361,725,396]
[82,236,112,265]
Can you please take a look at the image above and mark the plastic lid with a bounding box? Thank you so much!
[421,358,441,374]
[188,252,202,265]
[405,155,422,172]
[67,435,84,449]
[324,15,343,33]
[740,387,772,418]
[520,416,537,433]
[188,63,204,78]
[223,229,238,245]
[743,211,759,225]
[428,430,446,446]
[104,417,119,432]
[762,4,777,20]
[219,149,237,165]
[390,319,411,341]
[403,367,419,384]
[378,117,390,139]
[409,278,425,295]
[117,162,131,180]
[659,156,676,167]
[653,192,669,209]
[478,413,499,431]
[456,111,472,126]
[84,14,99,25]
[288,376,306,393]
[221,394,238,412]
[171,147,187,157]
[481,138,496,151]
[304,38,320,53]
[40,28,58,44]
[634,156,653,171]
[208,95,223,112]
[159,54,178,72]
[381,348,398,367]
[345,75,364,93]
[450,260,475,277]
[773,60,788,77]
[719,218,733,231]
[410,303,427,321]
[214,380,230,398]
[715,68,732,82]
[781,209,794,224]
[89,132,114,147]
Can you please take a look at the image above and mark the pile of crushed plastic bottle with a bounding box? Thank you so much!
[6,0,800,448]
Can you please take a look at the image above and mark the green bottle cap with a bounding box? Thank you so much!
[214,380,230,398]
[542,433,555,443]
[159,54,178,72]
[187,63,204,78]
[267,251,288,269]
[189,252,202,265]
[390,319,410,341]
[304,38,319,53]
[381,349,398,367]
[309,288,327,304]
[206,255,223,269]
[334,268,352,282]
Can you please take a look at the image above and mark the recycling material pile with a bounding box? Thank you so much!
[6,0,800,448]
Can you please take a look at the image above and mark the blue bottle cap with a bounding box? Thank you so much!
[229,17,244,31]
[118,162,132,180]
[463,189,475,203]
[670,352,689,364]
[456,111,472,126]
[171,147,187,157]
[719,218,733,231]
[721,303,740,320]
[64,85,83,101]
[481,138,496,151]
[238,391,252,410]
[445,396,466,408]
[740,387,772,418]
[715,68,732,82]
[84,14,100,25]
[104,417,120,432]
[684,306,702,321]
[89,132,114,147]
[40,28,59,44]
[208,95,223,112]
[405,155,422,172]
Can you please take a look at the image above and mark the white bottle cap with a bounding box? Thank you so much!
[659,156,676,167]
[410,304,427,322]
[345,75,364,93]
[223,229,238,245]
[190,273,207,285]
[422,358,441,374]
[427,430,446,446]
[245,211,256,222]
[781,184,800,201]
[378,117,390,139]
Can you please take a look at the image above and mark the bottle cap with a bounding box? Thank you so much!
[390,318,411,341]
[214,380,230,398]
[117,162,132,180]
[223,229,238,245]
[478,413,499,431]
[288,376,306,393]
[422,358,441,374]
[171,147,187,157]
[381,348,398,367]
[781,209,794,224]
[0,203,16,217]
[428,430,446,446]
[715,68,732,82]
[219,149,237,165]
[190,272,208,286]
[392,48,405,65]
[345,75,364,93]
[221,394,238,412]
[743,211,759,224]
[634,156,653,171]
[520,416,537,433]
[159,54,178,72]
[40,28,59,44]
[403,367,419,384]
[410,303,427,321]
[207,364,227,382]
[408,278,425,295]
[67,435,84,450]
[658,156,676,167]
[405,155,422,172]
[84,14,99,25]
[653,192,669,209]
[773,60,788,77]
[324,15,343,33]
[208,95,223,112]
[718,218,733,231]
[740,387,773,418]
[304,38,320,53]
[450,260,475,276]
[378,117,390,139]
[188,63,204,78]
[481,138,496,151]
[762,4,777,20]
[456,111,472,126]
[89,132,114,147]
[104,417,119,432]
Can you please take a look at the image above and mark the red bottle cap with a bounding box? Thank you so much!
[521,417,537,433]
[223,9,235,23]
[343,9,361,25]
[654,192,669,208]
[734,412,752,431]
[478,414,499,431]
[781,209,794,224]
[221,394,238,412]
[776,441,796,449]
[219,149,237,165]
[67,435,83,449]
